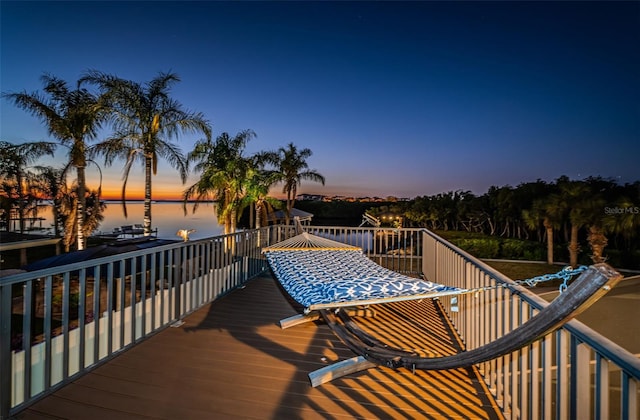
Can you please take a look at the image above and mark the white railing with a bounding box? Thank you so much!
[3,225,639,419]
[0,226,290,418]
[422,229,640,420]
[305,226,424,274]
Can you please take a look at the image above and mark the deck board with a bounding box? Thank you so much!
[16,274,503,419]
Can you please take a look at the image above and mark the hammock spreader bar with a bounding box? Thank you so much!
[263,231,361,251]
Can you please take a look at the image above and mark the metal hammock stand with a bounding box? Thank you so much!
[263,229,623,387]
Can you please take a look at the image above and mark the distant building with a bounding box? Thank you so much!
[297,194,410,203]
[296,194,325,201]
[268,208,314,225]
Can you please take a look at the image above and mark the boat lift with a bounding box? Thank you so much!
[359,212,381,227]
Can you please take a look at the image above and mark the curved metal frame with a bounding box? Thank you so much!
[311,264,622,385]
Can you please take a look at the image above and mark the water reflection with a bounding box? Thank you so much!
[34,201,224,240]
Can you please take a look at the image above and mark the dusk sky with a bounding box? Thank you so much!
[1,1,639,200]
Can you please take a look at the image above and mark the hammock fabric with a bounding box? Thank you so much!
[263,232,464,312]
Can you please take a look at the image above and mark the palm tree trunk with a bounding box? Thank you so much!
[143,156,153,236]
[255,202,262,246]
[249,203,255,229]
[588,225,608,264]
[255,202,262,229]
[77,165,87,250]
[17,172,26,233]
[285,193,292,226]
[543,218,554,265]
[568,224,580,267]
[286,186,296,225]
[546,226,554,265]
[53,202,62,254]
[230,208,237,233]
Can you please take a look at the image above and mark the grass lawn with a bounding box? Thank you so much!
[482,260,567,283]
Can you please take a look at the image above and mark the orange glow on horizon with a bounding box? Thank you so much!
[100,191,185,201]
[99,179,188,201]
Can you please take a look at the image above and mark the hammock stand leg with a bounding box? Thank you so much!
[279,311,320,329]
[308,356,377,387]
[280,306,375,329]
[344,306,377,318]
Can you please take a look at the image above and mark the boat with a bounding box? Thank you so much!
[93,224,157,239]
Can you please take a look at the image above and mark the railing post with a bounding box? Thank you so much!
[0,283,12,418]
[594,354,609,420]
[570,337,591,420]
[173,247,182,322]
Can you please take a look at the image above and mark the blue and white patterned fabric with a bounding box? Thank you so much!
[265,249,464,311]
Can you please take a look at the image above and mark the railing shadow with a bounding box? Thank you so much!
[181,273,503,419]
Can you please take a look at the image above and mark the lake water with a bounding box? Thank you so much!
[34,201,225,241]
[28,202,375,247]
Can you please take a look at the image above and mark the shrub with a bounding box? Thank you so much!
[605,249,640,270]
[452,238,501,259]
[501,239,545,261]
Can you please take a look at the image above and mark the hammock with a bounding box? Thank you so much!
[263,230,624,387]
[263,232,464,313]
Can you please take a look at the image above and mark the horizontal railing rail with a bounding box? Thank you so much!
[421,228,640,420]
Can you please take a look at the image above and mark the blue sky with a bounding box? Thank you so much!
[1,1,639,199]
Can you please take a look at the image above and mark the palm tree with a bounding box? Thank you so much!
[82,70,212,236]
[522,194,564,265]
[0,140,57,233]
[604,196,640,251]
[577,178,621,264]
[58,184,106,252]
[32,166,65,252]
[183,130,255,235]
[522,200,548,261]
[266,143,325,225]
[241,167,281,230]
[557,180,592,267]
[3,75,106,249]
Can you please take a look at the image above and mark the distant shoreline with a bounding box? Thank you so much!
[101,199,217,203]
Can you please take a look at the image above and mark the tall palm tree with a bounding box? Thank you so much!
[3,75,106,249]
[82,70,212,236]
[240,167,281,230]
[604,196,640,250]
[0,141,57,233]
[58,184,106,252]
[266,143,325,225]
[183,130,255,235]
[32,166,65,252]
[522,200,548,261]
[522,195,564,265]
[557,180,592,267]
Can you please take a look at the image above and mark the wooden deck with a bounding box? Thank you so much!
[16,274,503,419]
